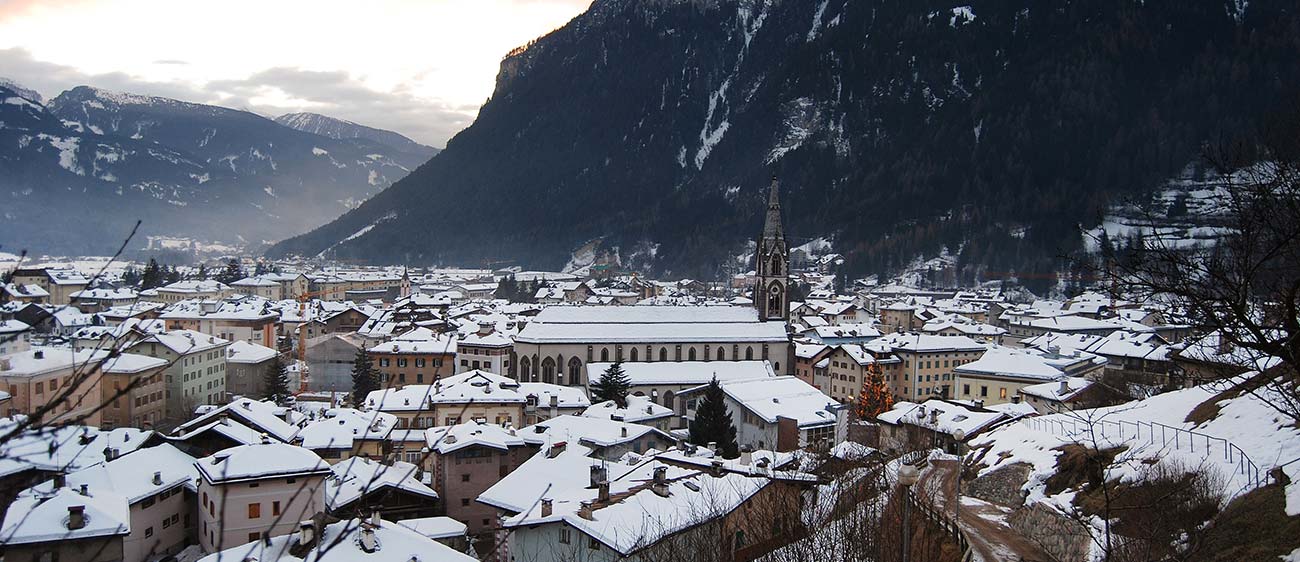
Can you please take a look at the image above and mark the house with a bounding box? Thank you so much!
[513,306,792,387]
[197,516,477,562]
[875,398,1024,455]
[818,343,903,403]
[168,396,303,456]
[0,319,31,355]
[18,443,200,562]
[225,340,280,398]
[1018,377,1111,414]
[1170,330,1283,386]
[99,351,169,429]
[8,266,90,305]
[871,332,988,400]
[230,275,285,299]
[0,422,151,525]
[454,321,513,375]
[324,457,438,521]
[2,282,50,304]
[680,376,845,452]
[70,288,139,313]
[160,297,278,348]
[296,408,425,465]
[952,345,1104,405]
[0,486,130,562]
[396,516,469,550]
[364,370,564,429]
[195,440,331,551]
[0,346,110,425]
[368,327,457,387]
[154,280,231,304]
[584,360,778,415]
[423,421,532,535]
[127,330,230,423]
[519,414,676,460]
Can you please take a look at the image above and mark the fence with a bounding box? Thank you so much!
[1022,416,1272,491]
[902,487,973,562]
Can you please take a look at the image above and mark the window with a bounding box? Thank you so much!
[248,532,260,542]
[248,503,261,518]
[145,526,154,538]
[963,384,970,396]
[461,498,470,506]
[141,496,156,508]
[600,348,609,362]
[559,527,572,544]
[273,501,281,516]
[1000,387,1008,400]
[980,386,988,397]
[462,473,471,482]
[589,537,601,550]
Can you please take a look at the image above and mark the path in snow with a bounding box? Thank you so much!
[919,458,1053,562]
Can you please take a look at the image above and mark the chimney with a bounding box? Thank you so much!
[620,426,628,438]
[79,484,89,496]
[1011,395,1022,404]
[152,471,162,485]
[33,349,44,360]
[477,322,494,336]
[710,460,725,477]
[1059,378,1071,396]
[707,441,718,456]
[298,520,316,546]
[53,473,66,489]
[597,481,610,502]
[359,525,379,553]
[540,498,553,517]
[653,466,668,485]
[67,506,86,530]
[0,358,10,371]
[547,441,566,458]
[739,447,753,466]
[589,465,607,488]
[549,395,559,409]
[577,502,594,520]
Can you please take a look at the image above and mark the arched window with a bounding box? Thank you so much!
[745,346,754,360]
[541,357,556,384]
[659,348,668,362]
[662,390,675,410]
[775,361,781,373]
[520,356,532,381]
[717,347,726,361]
[600,348,609,362]
[630,347,639,362]
[568,357,582,382]
[688,347,697,361]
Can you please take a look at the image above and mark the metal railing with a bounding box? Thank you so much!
[903,487,972,560]
[1022,416,1273,491]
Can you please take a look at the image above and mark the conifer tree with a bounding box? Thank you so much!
[140,258,163,289]
[350,348,381,408]
[854,363,894,420]
[591,362,631,407]
[263,354,292,405]
[688,376,739,458]
[216,258,245,284]
[164,265,182,284]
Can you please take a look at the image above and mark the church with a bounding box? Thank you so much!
[510,176,795,397]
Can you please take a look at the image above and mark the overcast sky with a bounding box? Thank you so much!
[0,0,593,147]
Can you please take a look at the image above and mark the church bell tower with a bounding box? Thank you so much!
[755,175,789,322]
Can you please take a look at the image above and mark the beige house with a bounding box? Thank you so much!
[155,280,232,304]
[100,352,169,429]
[161,298,278,348]
[0,346,107,424]
[9,266,90,305]
[874,333,987,400]
[196,441,331,551]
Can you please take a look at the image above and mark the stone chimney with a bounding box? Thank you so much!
[67,505,86,530]
[359,525,379,553]
[739,447,753,466]
[577,502,594,520]
[152,471,163,485]
[1058,378,1071,396]
[79,484,89,496]
[298,520,317,546]
[620,426,628,438]
[589,465,607,488]
[477,322,494,336]
[0,357,10,371]
[53,473,66,489]
[540,498,553,517]
[597,481,610,502]
[547,441,567,458]
[710,460,725,477]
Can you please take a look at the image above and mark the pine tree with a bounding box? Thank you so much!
[854,363,894,420]
[164,265,181,284]
[350,348,381,408]
[263,355,291,405]
[194,263,208,280]
[216,258,245,284]
[495,274,517,301]
[140,258,163,289]
[688,376,739,458]
[591,362,631,407]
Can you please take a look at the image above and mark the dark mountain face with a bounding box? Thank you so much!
[275,112,439,157]
[0,85,432,254]
[273,0,1296,280]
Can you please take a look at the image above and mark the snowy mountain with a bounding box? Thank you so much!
[268,0,1300,284]
[0,77,43,105]
[0,83,433,253]
[275,112,438,157]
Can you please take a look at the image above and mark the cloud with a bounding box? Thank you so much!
[152,59,189,65]
[0,47,472,146]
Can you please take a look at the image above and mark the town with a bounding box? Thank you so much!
[2,178,1295,562]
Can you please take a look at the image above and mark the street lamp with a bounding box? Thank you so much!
[952,429,966,527]
[898,464,920,562]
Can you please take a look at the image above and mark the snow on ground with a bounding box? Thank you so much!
[968,379,1300,516]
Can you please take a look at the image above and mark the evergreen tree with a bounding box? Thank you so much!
[688,376,739,458]
[194,263,209,280]
[254,261,269,276]
[262,355,292,405]
[853,363,894,420]
[216,258,245,284]
[350,348,381,407]
[591,362,631,407]
[140,258,163,289]
[495,274,518,301]
[164,265,182,284]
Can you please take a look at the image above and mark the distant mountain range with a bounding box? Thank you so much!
[0,81,437,254]
[267,0,1300,286]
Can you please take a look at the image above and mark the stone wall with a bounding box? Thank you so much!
[966,462,1031,507]
[1008,503,1092,562]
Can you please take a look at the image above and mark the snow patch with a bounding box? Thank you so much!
[950,6,976,26]
[312,147,329,156]
[39,134,83,175]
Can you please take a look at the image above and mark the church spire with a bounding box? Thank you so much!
[762,175,785,240]
[755,175,789,322]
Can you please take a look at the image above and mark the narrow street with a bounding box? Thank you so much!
[918,458,1053,562]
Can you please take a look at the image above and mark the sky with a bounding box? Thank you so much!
[0,0,594,147]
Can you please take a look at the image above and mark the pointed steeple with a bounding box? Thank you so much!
[762,175,785,240]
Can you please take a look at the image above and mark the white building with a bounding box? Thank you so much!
[196,440,331,551]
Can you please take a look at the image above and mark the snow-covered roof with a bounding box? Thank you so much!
[0,422,151,478]
[426,420,527,454]
[396,516,467,540]
[196,441,330,484]
[0,486,129,545]
[367,327,457,355]
[100,351,168,374]
[226,340,279,364]
[709,376,842,428]
[325,458,436,511]
[298,408,401,450]
[516,305,787,344]
[0,346,108,378]
[953,346,1066,382]
[1174,330,1283,372]
[581,395,674,423]
[872,332,987,353]
[517,382,592,409]
[136,329,229,355]
[1018,377,1093,402]
[587,360,777,386]
[198,517,477,562]
[69,288,137,300]
[1018,314,1123,333]
[157,279,229,293]
[876,399,1015,437]
[520,414,673,448]
[22,443,198,504]
[173,396,302,443]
